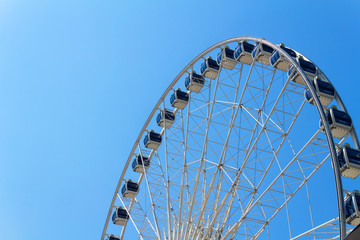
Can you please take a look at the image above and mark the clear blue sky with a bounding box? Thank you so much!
[0,1,359,239]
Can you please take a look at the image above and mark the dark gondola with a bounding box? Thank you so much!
[270,43,297,72]
[185,71,205,93]
[234,41,255,65]
[251,42,274,65]
[200,57,220,79]
[304,76,335,107]
[112,206,129,226]
[345,190,360,226]
[132,155,150,173]
[288,56,317,85]
[107,234,121,240]
[338,144,360,179]
[144,130,162,150]
[121,179,139,199]
[319,106,352,139]
[216,46,237,70]
[170,88,189,109]
[156,109,175,128]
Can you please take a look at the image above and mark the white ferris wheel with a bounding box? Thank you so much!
[101,37,360,240]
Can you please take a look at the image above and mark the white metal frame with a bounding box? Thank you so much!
[101,37,360,240]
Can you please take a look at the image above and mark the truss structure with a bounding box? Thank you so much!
[102,37,360,240]
[291,217,354,240]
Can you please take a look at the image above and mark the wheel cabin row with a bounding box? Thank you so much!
[110,41,360,237]
[110,179,139,228]
[209,41,360,227]
[110,50,208,233]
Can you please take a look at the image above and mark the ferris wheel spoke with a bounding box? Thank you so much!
[239,72,291,167]
[190,58,266,239]
[225,126,319,239]
[222,131,351,240]
[160,100,175,240]
[151,152,178,234]
[184,67,238,238]
[290,217,354,240]
[137,107,187,239]
[176,78,197,240]
[217,184,241,237]
[136,148,164,239]
[286,134,316,235]
[198,67,278,239]
[138,137,183,238]
[219,72,292,210]
[190,63,247,239]
[202,80,273,238]
[183,66,223,239]
[116,195,150,240]
[228,138,310,238]
[235,77,304,197]
[260,96,306,173]
[124,196,159,239]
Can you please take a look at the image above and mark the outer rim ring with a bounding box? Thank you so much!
[101,36,358,240]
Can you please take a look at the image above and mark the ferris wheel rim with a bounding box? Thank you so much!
[101,36,358,240]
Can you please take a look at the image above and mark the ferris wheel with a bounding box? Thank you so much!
[101,37,360,240]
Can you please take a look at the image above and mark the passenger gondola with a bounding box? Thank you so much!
[251,43,274,65]
[304,76,335,106]
[200,57,220,79]
[288,56,317,85]
[270,43,297,71]
[107,234,121,240]
[170,88,189,109]
[156,109,175,128]
[143,130,162,150]
[132,154,150,173]
[112,206,129,226]
[234,41,255,65]
[338,144,360,179]
[185,72,205,93]
[216,46,237,70]
[121,179,139,199]
[345,190,360,226]
[319,106,352,139]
